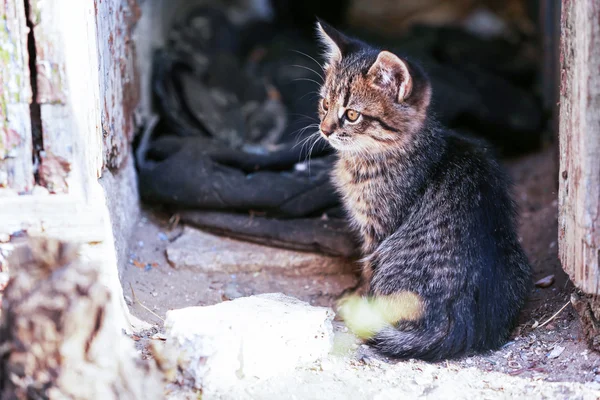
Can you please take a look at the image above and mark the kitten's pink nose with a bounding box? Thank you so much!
[320,124,334,137]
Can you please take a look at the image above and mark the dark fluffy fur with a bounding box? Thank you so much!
[315,21,532,361]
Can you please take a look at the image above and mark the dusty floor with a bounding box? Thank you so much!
[122,144,600,391]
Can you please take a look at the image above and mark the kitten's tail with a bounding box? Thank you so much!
[339,293,479,360]
[367,325,454,361]
[369,307,480,361]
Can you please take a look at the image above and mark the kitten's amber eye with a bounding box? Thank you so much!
[345,109,361,122]
[321,98,329,112]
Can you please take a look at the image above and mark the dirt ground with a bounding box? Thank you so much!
[122,144,600,388]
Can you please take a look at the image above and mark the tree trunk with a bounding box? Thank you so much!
[558,0,600,350]
[0,238,162,399]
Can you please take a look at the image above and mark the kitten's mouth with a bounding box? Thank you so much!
[324,132,353,150]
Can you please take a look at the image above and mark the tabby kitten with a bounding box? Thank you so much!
[315,21,531,361]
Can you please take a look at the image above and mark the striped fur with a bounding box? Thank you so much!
[316,21,531,361]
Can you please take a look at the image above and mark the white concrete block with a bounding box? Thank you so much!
[164,293,334,390]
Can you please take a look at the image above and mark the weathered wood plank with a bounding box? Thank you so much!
[0,194,105,242]
[53,0,105,194]
[28,0,75,193]
[95,0,142,170]
[540,0,561,135]
[558,0,600,294]
[0,0,34,193]
[0,0,145,337]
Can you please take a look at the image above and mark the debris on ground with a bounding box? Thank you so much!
[535,275,555,288]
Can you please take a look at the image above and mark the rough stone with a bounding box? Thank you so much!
[164,293,335,391]
[166,227,356,276]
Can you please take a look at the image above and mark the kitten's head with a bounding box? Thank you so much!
[316,21,432,155]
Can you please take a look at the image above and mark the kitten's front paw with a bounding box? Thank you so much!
[339,278,370,299]
[352,280,370,297]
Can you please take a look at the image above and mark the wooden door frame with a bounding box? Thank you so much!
[0,0,147,333]
[559,0,600,349]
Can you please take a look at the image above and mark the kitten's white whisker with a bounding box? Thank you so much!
[294,123,319,140]
[290,122,319,132]
[300,131,320,163]
[294,135,314,153]
[293,130,313,144]
[290,50,325,72]
[306,135,322,176]
[289,64,324,81]
[288,113,319,122]
[292,78,322,86]
[291,125,319,145]
[296,131,320,160]
[298,91,322,102]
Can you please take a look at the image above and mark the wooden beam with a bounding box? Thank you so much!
[0,194,105,243]
[0,189,150,334]
[558,0,600,295]
[95,0,142,170]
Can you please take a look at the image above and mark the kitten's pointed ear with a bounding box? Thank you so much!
[367,51,413,103]
[316,19,349,65]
